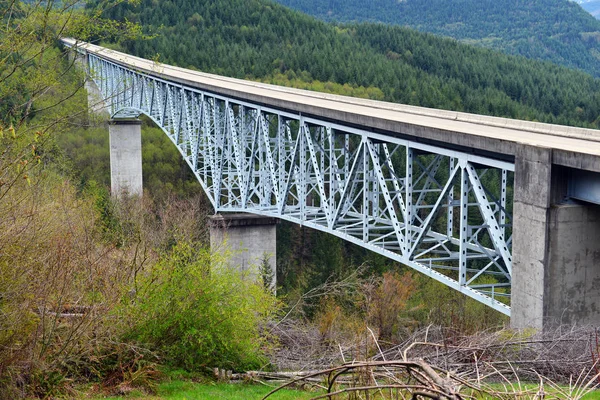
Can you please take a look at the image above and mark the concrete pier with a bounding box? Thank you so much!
[209,213,277,291]
[109,119,143,197]
[546,203,600,325]
[71,50,109,116]
[511,145,552,329]
[85,77,109,116]
[511,145,600,329]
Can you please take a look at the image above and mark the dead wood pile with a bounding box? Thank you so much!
[253,322,600,399]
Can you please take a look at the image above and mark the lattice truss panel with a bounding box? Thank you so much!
[88,54,515,315]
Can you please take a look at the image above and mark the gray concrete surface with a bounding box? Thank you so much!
[209,213,277,292]
[511,145,552,329]
[85,78,109,116]
[512,145,600,328]
[109,119,143,197]
[546,203,600,325]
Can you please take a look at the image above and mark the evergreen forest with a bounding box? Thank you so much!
[96,0,600,129]
[273,0,600,78]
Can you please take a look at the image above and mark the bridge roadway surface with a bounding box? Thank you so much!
[62,38,600,170]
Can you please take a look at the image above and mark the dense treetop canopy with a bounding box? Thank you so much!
[93,0,600,128]
[273,0,600,78]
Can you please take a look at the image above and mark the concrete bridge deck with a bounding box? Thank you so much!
[62,38,600,171]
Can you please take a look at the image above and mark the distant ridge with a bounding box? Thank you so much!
[573,0,600,19]
[95,0,600,129]
[273,0,600,77]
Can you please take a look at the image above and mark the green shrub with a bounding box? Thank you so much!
[408,275,508,334]
[121,241,279,372]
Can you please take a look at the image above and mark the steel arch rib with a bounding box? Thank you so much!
[85,52,514,316]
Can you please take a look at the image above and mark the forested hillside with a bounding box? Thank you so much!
[273,0,600,77]
[96,0,600,129]
[576,0,600,18]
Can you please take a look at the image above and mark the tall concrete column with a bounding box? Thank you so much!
[109,119,143,197]
[511,145,552,329]
[511,144,600,328]
[85,77,109,116]
[209,213,277,292]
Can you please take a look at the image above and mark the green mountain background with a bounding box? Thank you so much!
[272,0,600,77]
[574,0,600,19]
[95,0,600,128]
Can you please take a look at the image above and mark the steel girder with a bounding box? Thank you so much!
[88,54,514,315]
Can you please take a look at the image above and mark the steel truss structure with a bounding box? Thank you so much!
[87,53,514,315]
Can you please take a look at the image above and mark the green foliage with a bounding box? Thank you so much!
[78,342,162,396]
[93,381,318,399]
[0,166,137,398]
[367,271,417,340]
[259,253,276,292]
[275,221,403,320]
[0,0,144,128]
[408,274,508,334]
[308,269,420,346]
[0,6,110,392]
[57,127,112,187]
[140,122,203,201]
[0,2,174,396]
[121,241,279,372]
[274,0,600,78]
[57,121,202,201]
[96,0,600,128]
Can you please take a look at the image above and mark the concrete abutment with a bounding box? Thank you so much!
[511,144,600,329]
[546,203,600,325]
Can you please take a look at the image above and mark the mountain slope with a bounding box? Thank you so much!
[575,0,600,19]
[273,0,600,77]
[96,0,600,128]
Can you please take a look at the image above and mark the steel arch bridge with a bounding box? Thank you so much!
[72,42,515,316]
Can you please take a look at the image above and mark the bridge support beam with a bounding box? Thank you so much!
[85,75,109,116]
[109,119,143,197]
[69,50,109,116]
[511,145,600,329]
[208,213,277,292]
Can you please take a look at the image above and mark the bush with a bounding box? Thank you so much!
[367,271,417,341]
[121,241,279,372]
[408,275,508,334]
